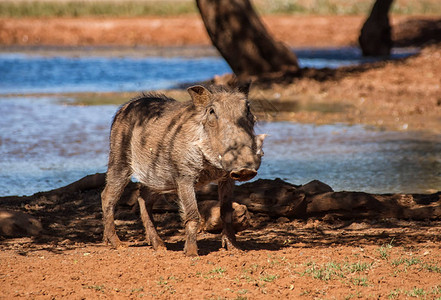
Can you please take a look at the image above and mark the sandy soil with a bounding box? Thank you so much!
[1,15,441,299]
[1,185,441,299]
[0,15,436,48]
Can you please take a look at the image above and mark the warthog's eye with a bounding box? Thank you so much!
[245,101,252,115]
[206,107,217,127]
[245,101,255,123]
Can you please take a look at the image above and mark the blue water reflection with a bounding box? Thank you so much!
[0,97,439,196]
[0,47,417,94]
[256,122,441,194]
[0,54,231,94]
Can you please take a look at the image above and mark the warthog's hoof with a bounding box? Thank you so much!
[221,234,243,253]
[104,233,127,249]
[152,237,167,251]
[184,242,198,257]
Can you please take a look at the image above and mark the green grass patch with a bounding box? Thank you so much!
[260,274,278,282]
[209,267,227,274]
[389,286,441,299]
[389,254,441,275]
[302,260,373,282]
[1,0,441,18]
[201,266,227,279]
[157,276,178,295]
[391,257,421,267]
[350,276,368,287]
[83,284,106,292]
[0,1,198,18]
[421,262,441,273]
[378,239,394,260]
[253,0,441,15]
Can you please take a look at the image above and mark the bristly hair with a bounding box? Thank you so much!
[132,91,176,102]
[204,82,251,97]
[110,92,177,128]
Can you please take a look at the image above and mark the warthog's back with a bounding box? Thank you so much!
[109,94,207,193]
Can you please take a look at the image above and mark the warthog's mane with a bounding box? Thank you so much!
[132,92,176,103]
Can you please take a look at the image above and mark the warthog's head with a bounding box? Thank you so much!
[188,84,266,182]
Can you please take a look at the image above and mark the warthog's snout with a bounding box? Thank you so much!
[229,168,257,182]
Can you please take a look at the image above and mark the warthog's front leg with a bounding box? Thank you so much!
[218,177,241,251]
[177,179,200,256]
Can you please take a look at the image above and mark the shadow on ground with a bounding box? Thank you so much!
[1,184,440,255]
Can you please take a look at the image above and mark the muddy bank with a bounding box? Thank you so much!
[247,44,441,134]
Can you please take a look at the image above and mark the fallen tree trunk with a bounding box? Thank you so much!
[1,174,440,238]
[4,173,440,220]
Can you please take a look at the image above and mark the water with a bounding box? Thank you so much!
[0,97,115,195]
[0,97,440,196]
[0,54,231,94]
[0,47,416,95]
[1,47,438,196]
[257,122,441,194]
[295,47,415,68]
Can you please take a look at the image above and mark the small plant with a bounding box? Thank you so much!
[431,285,441,294]
[130,287,144,293]
[210,267,226,274]
[190,257,200,266]
[350,276,368,287]
[348,261,373,272]
[237,289,248,295]
[344,291,362,299]
[302,261,344,281]
[392,256,421,267]
[388,289,401,299]
[261,274,278,282]
[83,284,105,292]
[378,239,394,260]
[157,277,167,286]
[157,277,176,295]
[203,267,227,279]
[302,260,373,284]
[405,287,426,297]
[422,262,441,273]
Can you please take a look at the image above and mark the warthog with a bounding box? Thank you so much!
[101,83,265,256]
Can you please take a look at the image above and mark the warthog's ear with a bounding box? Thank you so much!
[228,76,251,98]
[187,85,212,107]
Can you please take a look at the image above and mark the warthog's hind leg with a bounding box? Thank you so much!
[219,178,242,251]
[138,187,166,251]
[101,167,131,248]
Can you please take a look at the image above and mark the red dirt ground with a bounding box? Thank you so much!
[1,15,441,299]
[0,15,432,47]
